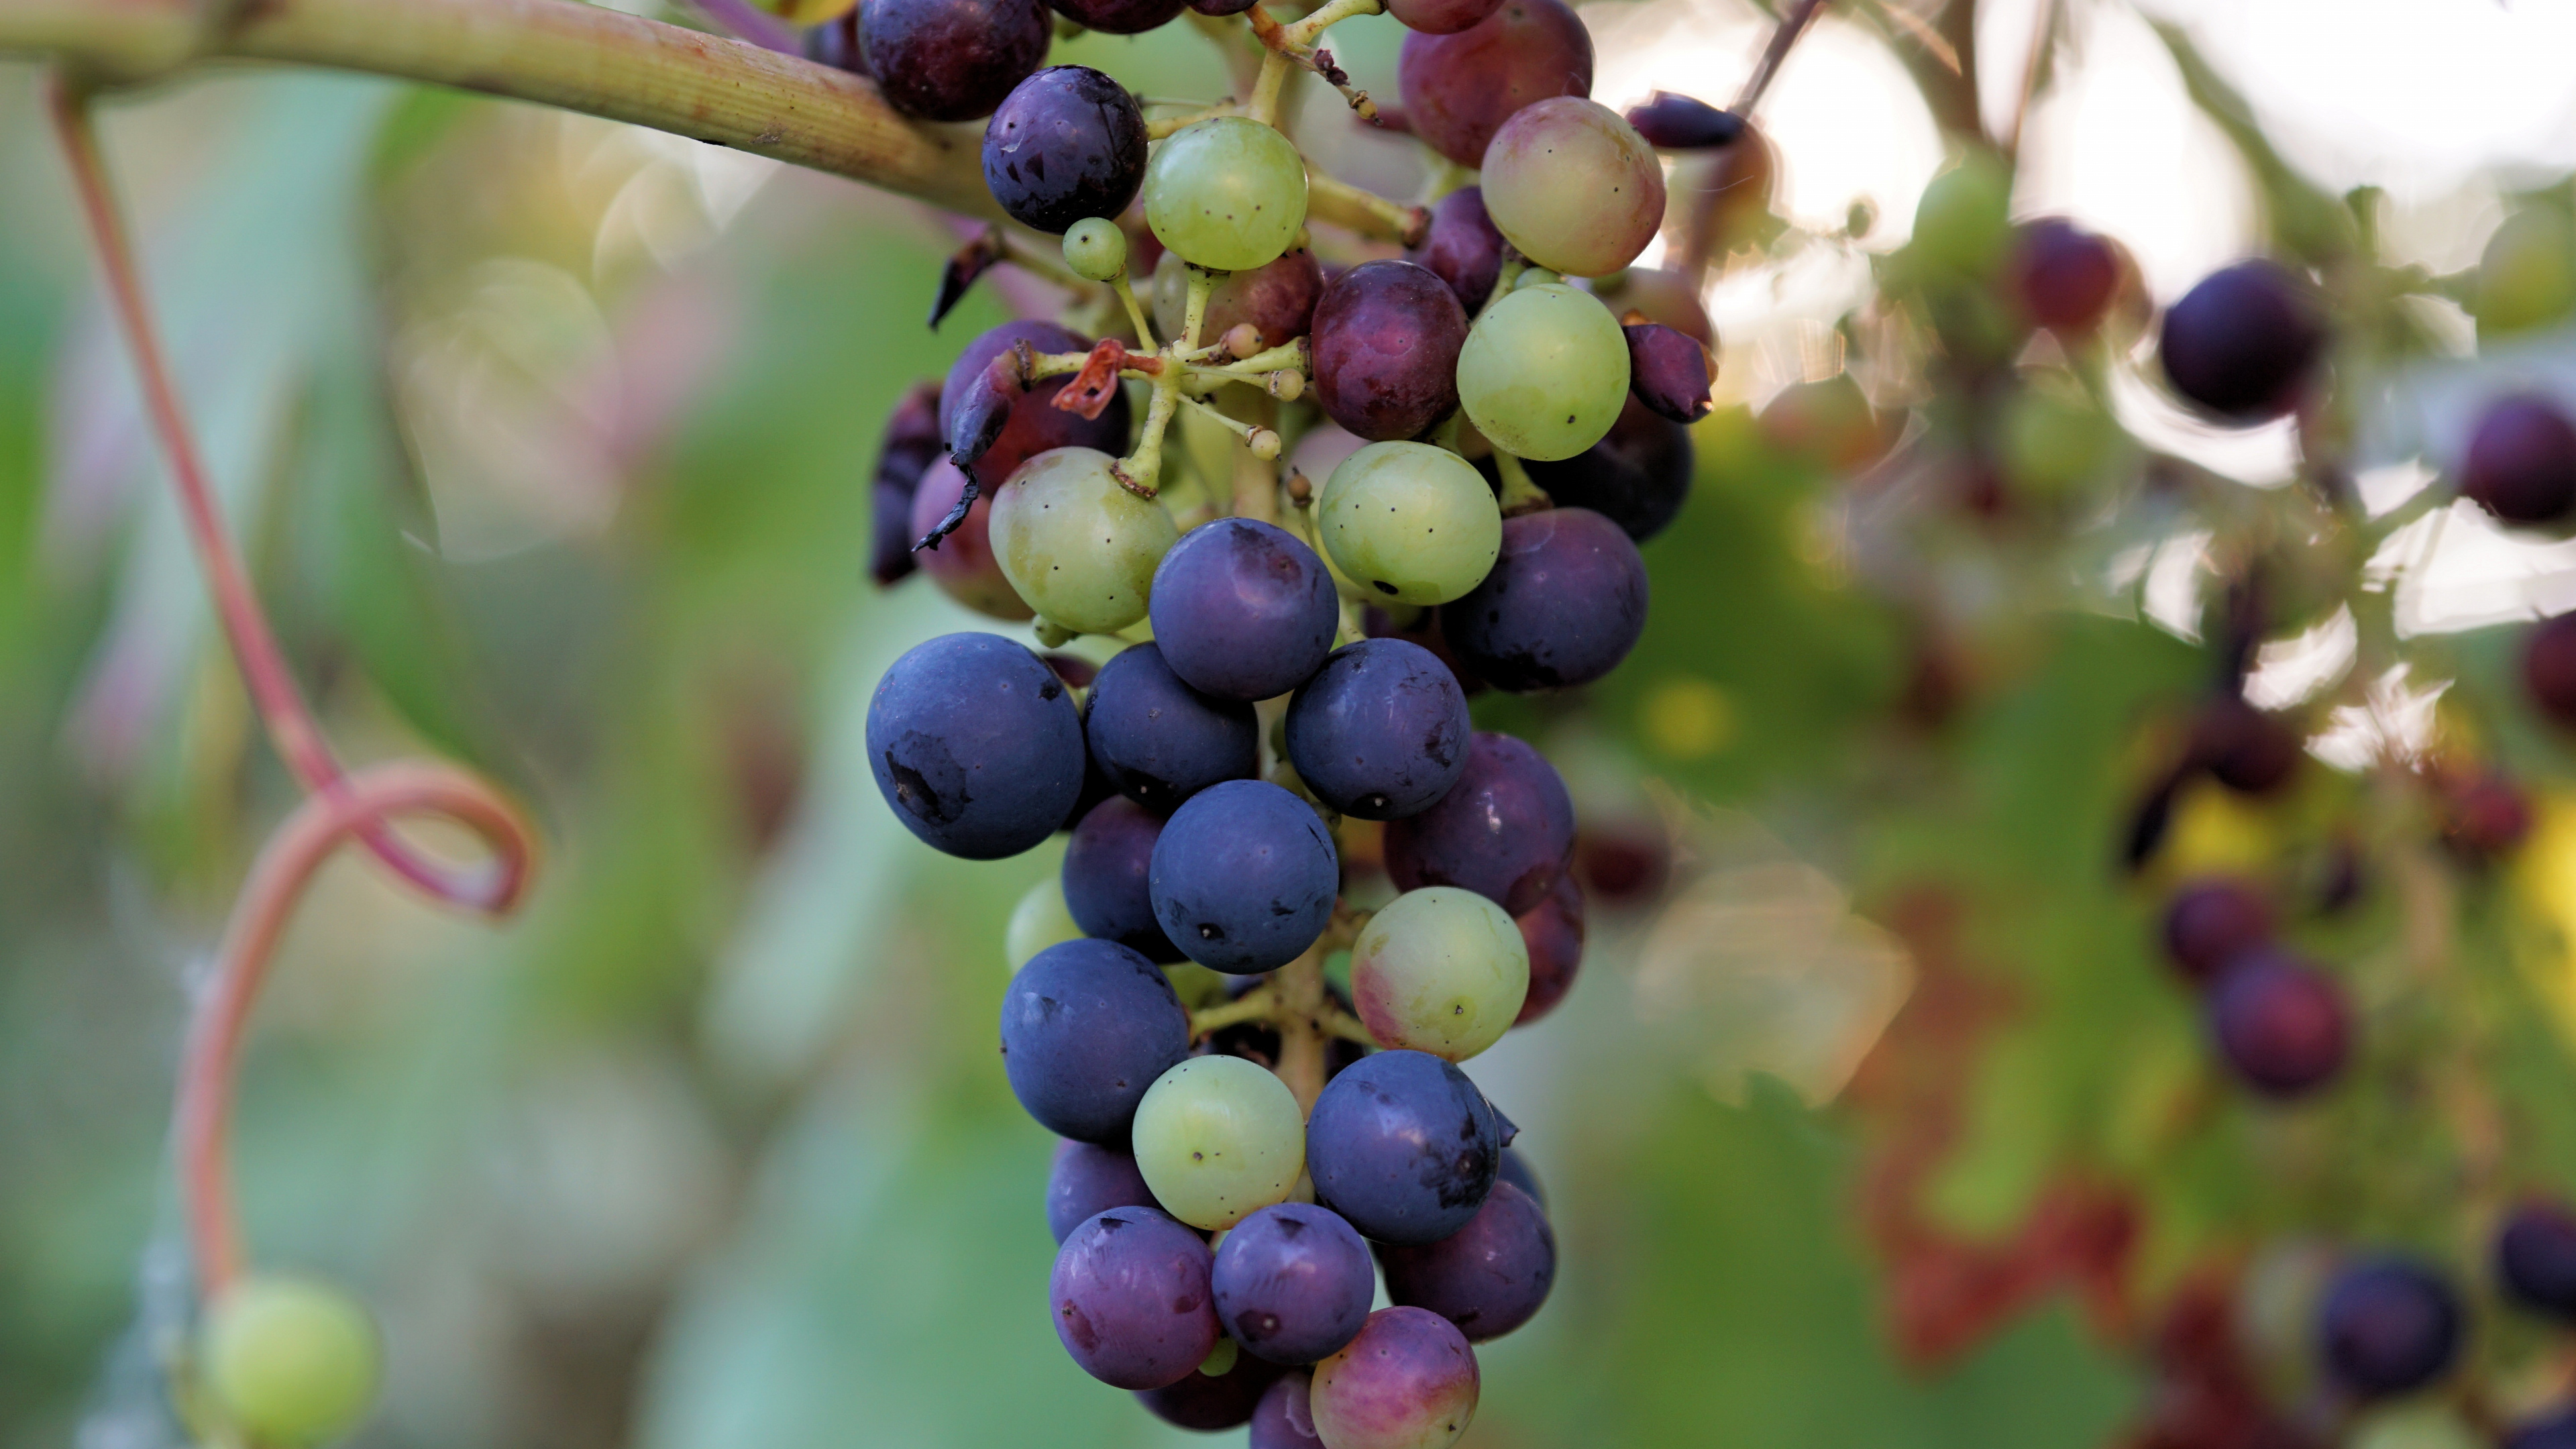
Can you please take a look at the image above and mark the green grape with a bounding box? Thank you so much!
[200,1277,382,1447]
[1479,97,1665,278]
[1317,442,1502,604]
[1515,268,1562,291]
[2347,1405,2482,1449]
[989,447,1179,635]
[1130,1054,1305,1230]
[2472,208,2576,336]
[1062,217,1128,284]
[1350,886,1529,1061]
[1006,877,1082,969]
[1999,385,2121,497]
[1910,150,2013,276]
[1143,117,1307,273]
[1455,284,1629,462]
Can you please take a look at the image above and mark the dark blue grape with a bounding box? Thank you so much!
[1134,1345,1285,1429]
[1249,1373,1322,1448]
[1495,1146,1544,1209]
[861,0,1052,123]
[2500,1200,2576,1319]
[1383,731,1576,914]
[1051,1206,1221,1389]
[1306,1050,1505,1245]
[1623,323,1713,423]
[940,321,1130,486]
[2462,393,2576,527]
[1149,780,1340,973]
[2508,1409,2576,1449]
[870,381,944,586]
[1406,186,1505,314]
[1625,91,1743,149]
[1000,939,1191,1142]
[1310,260,1469,443]
[1148,519,1340,701]
[1212,1203,1377,1364]
[2317,1257,2461,1398]
[1084,643,1260,810]
[982,67,1149,235]
[1048,1139,1165,1244]
[2158,260,2326,422]
[1063,796,1185,961]
[867,633,1085,859]
[1285,639,1471,820]
[2207,950,2349,1099]
[1377,1180,1555,1341]
[1441,507,1648,692]
[1523,396,1693,542]
[1053,0,1191,33]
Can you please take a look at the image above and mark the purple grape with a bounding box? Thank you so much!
[1406,187,1506,314]
[1083,643,1260,810]
[1387,0,1501,34]
[2527,614,2576,729]
[867,633,1083,859]
[909,461,1033,620]
[805,10,865,72]
[1440,507,1648,692]
[939,321,1130,486]
[2189,695,2302,796]
[1310,261,1470,443]
[861,0,1052,122]
[1048,1139,1165,1243]
[1159,248,1326,349]
[2499,1199,2576,1319]
[2443,772,2534,859]
[1306,1050,1507,1245]
[2160,877,2272,985]
[1377,1180,1555,1342]
[1148,519,1340,701]
[1213,1203,1378,1363]
[1284,639,1472,820]
[1496,1146,1544,1208]
[2158,260,2326,422]
[1000,938,1191,1142]
[1050,1206,1222,1389]
[1307,1307,1481,1448]
[981,67,1149,235]
[1134,1346,1287,1429]
[2010,217,2123,333]
[1362,604,1487,696]
[1383,731,1576,914]
[1522,396,1692,541]
[1052,0,1190,30]
[1624,91,1742,149]
[2510,1410,2576,1449]
[2207,950,2349,1099]
[2317,1257,2461,1398]
[870,381,944,586]
[1149,780,1340,973]
[1623,322,1713,423]
[1250,1373,1322,1448]
[1513,871,1583,1024]
[1063,796,1185,962]
[2461,393,2576,527]
[1397,0,1594,169]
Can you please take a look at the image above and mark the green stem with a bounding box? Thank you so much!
[1495,451,1552,514]
[1307,170,1427,246]
[1190,985,1279,1036]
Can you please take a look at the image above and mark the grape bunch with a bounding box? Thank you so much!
[833,0,1728,1436]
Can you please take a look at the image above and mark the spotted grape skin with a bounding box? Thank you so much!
[1285,638,1471,820]
[1440,506,1649,691]
[200,1277,382,1448]
[1305,1050,1506,1245]
[1050,1206,1222,1389]
[1351,888,1529,1061]
[2159,260,2326,422]
[1153,248,1325,349]
[989,448,1177,635]
[1213,1202,1378,1364]
[1000,938,1192,1142]
[1308,1306,1481,1449]
[1318,442,1503,606]
[1149,780,1340,973]
[940,321,1132,484]
[1310,261,1470,443]
[1457,283,1631,461]
[909,461,1033,621]
[1145,117,1309,272]
[1523,396,1692,541]
[1148,519,1340,701]
[1512,871,1584,1025]
[1134,1346,1287,1430]
[1132,1055,1307,1230]
[861,0,1051,122]
[1048,1138,1165,1243]
[1479,97,1664,278]
[1377,1179,1556,1341]
[1063,796,1185,962]
[981,67,1150,234]
[1383,731,1576,914]
[1084,643,1260,811]
[1406,186,1507,314]
[867,633,1085,859]
[1397,0,1594,169]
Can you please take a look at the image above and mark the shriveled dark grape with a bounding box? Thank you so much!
[1625,91,1742,150]
[981,67,1149,235]
[1622,322,1713,423]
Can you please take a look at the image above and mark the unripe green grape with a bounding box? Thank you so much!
[1515,268,1561,291]
[1911,150,2012,276]
[2472,208,2576,336]
[1455,284,1629,462]
[1063,217,1128,283]
[1144,117,1308,272]
[2347,1405,2482,1449]
[1130,1055,1305,1230]
[1350,887,1528,1061]
[989,447,1179,635]
[1999,386,2121,498]
[1479,97,1665,278]
[200,1277,381,1447]
[1318,442,1502,604]
[1007,877,1083,969]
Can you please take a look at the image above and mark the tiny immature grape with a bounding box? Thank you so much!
[1317,443,1502,605]
[1350,887,1529,1061]
[1132,1055,1306,1230]
[989,447,1180,635]
[1456,283,1629,462]
[199,1277,382,1448]
[1063,217,1129,283]
[1144,117,1309,273]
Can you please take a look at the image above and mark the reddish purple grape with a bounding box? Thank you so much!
[2443,772,2534,859]
[2498,1199,2576,1320]
[2207,950,2349,1099]
[2460,393,2576,527]
[1050,1205,1222,1389]
[2158,260,2326,422]
[1148,519,1340,701]
[1512,871,1583,1024]
[2009,217,2123,333]
[1048,1139,1164,1243]
[1624,91,1742,150]
[2527,613,2576,729]
[1052,0,1190,32]
[908,462,1033,620]
[1063,796,1186,962]
[1310,261,1470,442]
[1573,822,1668,906]
[1523,396,1693,542]
[861,0,1052,122]
[1168,248,1326,349]
[939,320,1131,485]
[871,380,945,586]
[1377,1180,1556,1342]
[2190,696,2302,796]
[1250,1373,1322,1448]
[1387,0,1503,34]
[1213,1203,1377,1364]
[1284,639,1472,821]
[1623,322,1713,423]
[1406,187,1507,315]
[1134,1346,1287,1429]
[981,67,1149,235]
[1396,0,1594,169]
[2318,1258,2461,1398]
[1084,643,1260,811]
[1384,731,1576,914]
[1440,507,1649,692]
[1308,1306,1481,1449]
[2160,877,2272,985]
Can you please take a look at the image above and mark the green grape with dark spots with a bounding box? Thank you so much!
[1144,117,1308,272]
[1318,442,1501,604]
[1456,283,1629,462]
